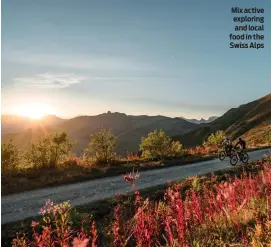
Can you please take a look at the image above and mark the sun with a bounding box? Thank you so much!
[13,103,56,119]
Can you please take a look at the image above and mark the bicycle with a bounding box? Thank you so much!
[230,149,249,166]
[218,145,233,161]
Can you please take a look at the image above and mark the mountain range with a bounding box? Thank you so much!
[2,93,271,155]
[1,113,200,155]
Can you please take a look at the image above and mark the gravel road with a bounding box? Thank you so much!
[2,148,270,225]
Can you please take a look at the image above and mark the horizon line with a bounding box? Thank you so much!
[1,111,220,121]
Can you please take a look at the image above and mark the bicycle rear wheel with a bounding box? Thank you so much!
[230,154,238,166]
[219,151,226,161]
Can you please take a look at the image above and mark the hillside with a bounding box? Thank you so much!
[1,115,65,134]
[172,93,271,147]
[54,112,199,154]
[1,112,198,155]
[241,119,271,146]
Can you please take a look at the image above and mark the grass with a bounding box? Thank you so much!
[2,156,271,246]
[242,121,271,147]
[2,146,270,196]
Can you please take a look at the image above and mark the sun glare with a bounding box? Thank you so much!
[13,103,56,119]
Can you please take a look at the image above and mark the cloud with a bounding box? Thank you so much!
[90,76,172,81]
[13,73,86,89]
[4,51,155,72]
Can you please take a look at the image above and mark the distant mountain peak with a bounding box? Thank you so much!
[101,111,127,117]
[181,116,218,124]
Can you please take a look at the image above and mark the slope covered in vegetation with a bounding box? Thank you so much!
[173,93,271,147]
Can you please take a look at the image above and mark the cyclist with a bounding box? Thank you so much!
[234,137,246,151]
[222,137,233,155]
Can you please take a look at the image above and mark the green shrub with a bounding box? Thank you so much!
[265,132,271,145]
[83,128,117,166]
[203,130,226,147]
[1,139,20,174]
[140,129,171,160]
[140,129,183,160]
[50,132,74,166]
[170,140,183,156]
[25,132,74,169]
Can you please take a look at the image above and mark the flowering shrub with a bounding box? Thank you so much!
[63,155,89,168]
[118,162,271,246]
[12,160,271,246]
[186,145,218,156]
[126,152,140,162]
[12,200,98,247]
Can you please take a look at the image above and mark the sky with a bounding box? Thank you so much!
[1,0,270,119]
